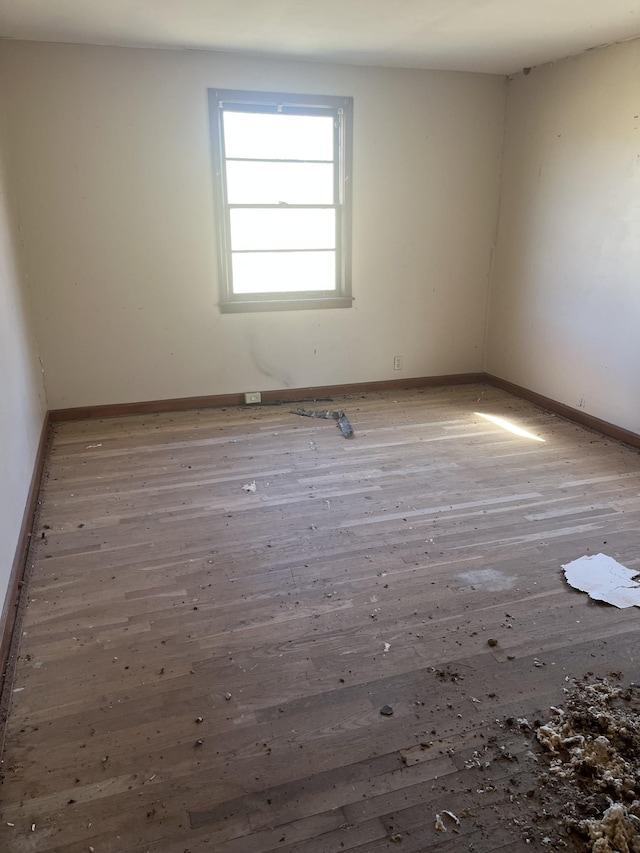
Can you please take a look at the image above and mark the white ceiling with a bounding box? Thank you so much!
[0,0,639,75]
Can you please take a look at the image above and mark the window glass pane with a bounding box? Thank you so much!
[232,251,336,294]
[226,161,334,205]
[230,208,336,251]
[223,112,334,161]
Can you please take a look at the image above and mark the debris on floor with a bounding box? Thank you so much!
[380,704,394,716]
[583,802,640,853]
[434,810,460,832]
[242,481,257,493]
[562,553,640,608]
[291,407,354,438]
[517,674,640,851]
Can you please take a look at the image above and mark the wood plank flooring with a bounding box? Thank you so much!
[1,384,640,852]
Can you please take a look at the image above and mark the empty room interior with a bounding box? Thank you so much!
[2,1,640,850]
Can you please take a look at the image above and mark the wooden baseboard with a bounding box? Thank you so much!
[485,374,640,450]
[44,371,640,453]
[48,373,486,421]
[0,413,51,694]
[48,372,640,451]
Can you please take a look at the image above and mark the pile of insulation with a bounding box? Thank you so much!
[535,676,640,852]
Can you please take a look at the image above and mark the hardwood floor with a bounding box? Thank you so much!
[1,384,639,852]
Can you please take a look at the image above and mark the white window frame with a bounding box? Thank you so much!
[208,89,353,313]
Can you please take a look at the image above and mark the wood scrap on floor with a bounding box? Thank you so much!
[291,407,354,437]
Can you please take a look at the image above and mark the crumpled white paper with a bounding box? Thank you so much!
[562,553,640,608]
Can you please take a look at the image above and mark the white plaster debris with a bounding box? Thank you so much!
[562,553,640,608]
[434,809,461,832]
[536,678,640,852]
[584,802,640,853]
[383,642,391,653]
[242,481,257,493]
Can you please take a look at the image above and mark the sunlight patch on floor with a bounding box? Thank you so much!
[475,412,546,442]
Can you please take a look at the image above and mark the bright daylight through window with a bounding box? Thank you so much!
[208,90,353,312]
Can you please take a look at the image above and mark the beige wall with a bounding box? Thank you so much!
[0,41,505,408]
[486,39,640,434]
[0,68,47,609]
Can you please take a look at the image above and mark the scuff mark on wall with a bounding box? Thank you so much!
[248,333,294,388]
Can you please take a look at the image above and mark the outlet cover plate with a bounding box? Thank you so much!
[244,391,262,404]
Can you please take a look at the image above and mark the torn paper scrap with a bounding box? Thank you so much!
[562,553,640,608]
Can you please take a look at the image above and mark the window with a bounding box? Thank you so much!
[208,89,353,313]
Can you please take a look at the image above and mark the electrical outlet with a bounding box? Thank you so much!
[244,391,262,404]
[393,356,403,371]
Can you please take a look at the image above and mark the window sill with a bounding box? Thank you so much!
[219,296,354,314]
